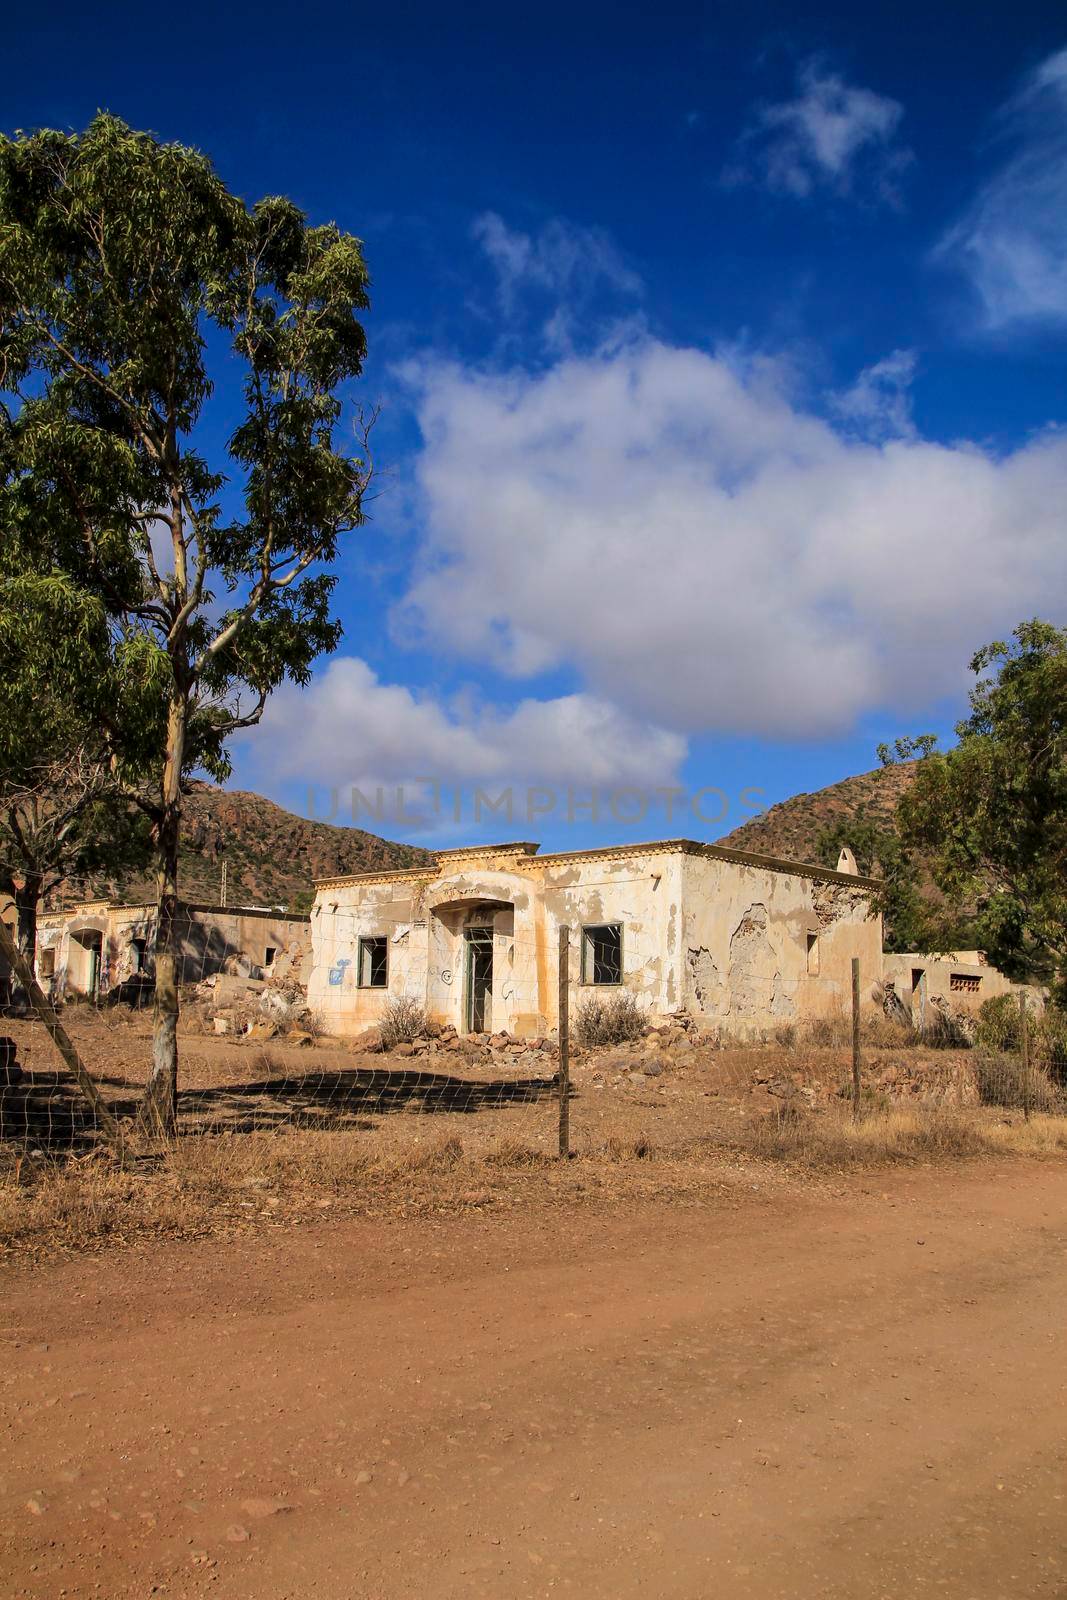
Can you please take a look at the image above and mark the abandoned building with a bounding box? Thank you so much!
[308,839,883,1039]
[881,950,1029,1024]
[34,898,310,1002]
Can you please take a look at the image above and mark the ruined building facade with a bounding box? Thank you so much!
[309,840,881,1039]
[34,899,310,1002]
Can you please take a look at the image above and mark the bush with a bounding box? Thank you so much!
[975,993,1021,1051]
[380,993,427,1049]
[974,1048,1060,1111]
[804,1013,849,1047]
[573,991,646,1048]
[975,995,1067,1081]
[1036,1007,1067,1082]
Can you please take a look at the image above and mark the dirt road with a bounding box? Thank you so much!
[3,1162,1066,1598]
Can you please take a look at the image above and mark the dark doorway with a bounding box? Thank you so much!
[465,927,494,1033]
[70,929,103,1001]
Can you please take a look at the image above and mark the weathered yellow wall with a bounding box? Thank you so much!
[681,855,882,1034]
[881,952,1028,1021]
[308,843,880,1041]
[35,901,309,997]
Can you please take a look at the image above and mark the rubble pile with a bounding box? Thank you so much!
[359,1021,557,1073]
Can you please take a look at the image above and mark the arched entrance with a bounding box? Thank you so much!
[68,927,104,1000]
[427,897,515,1034]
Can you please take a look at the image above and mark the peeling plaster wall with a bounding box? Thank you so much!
[881,952,1031,1022]
[309,848,686,1039]
[309,845,881,1041]
[680,856,882,1034]
[544,849,686,1028]
[36,902,309,1000]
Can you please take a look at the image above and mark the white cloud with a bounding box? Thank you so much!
[471,212,643,351]
[473,212,642,305]
[396,335,1067,739]
[245,656,685,794]
[938,47,1067,329]
[832,349,917,440]
[729,59,909,203]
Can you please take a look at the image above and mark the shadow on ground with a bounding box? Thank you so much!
[178,1064,559,1133]
[1,1063,560,1144]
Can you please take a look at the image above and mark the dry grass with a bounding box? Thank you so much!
[3,1006,1066,1263]
[4,1102,1066,1262]
[707,1103,1067,1170]
[711,1107,990,1169]
[574,992,647,1048]
[974,1049,1063,1112]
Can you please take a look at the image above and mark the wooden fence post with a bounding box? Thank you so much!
[851,957,862,1123]
[558,926,570,1159]
[0,917,126,1156]
[1019,990,1031,1123]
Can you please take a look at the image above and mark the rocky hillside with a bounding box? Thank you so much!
[98,786,433,910]
[719,762,918,867]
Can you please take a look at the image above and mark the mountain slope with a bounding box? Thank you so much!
[97,787,434,909]
[719,762,918,867]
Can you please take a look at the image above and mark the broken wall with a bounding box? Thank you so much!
[680,854,881,1034]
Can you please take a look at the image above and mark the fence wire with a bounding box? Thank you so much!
[2,914,1065,1181]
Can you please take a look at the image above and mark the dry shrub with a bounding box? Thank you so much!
[861,1013,917,1048]
[919,1006,971,1049]
[773,1024,798,1048]
[973,1048,1061,1112]
[574,992,646,1048]
[803,1012,850,1048]
[380,994,427,1049]
[603,1133,657,1161]
[485,1135,553,1168]
[300,1009,327,1041]
[711,1105,994,1170]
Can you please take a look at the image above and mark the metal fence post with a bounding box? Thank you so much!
[558,926,570,1159]
[851,957,862,1122]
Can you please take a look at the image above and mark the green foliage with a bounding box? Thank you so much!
[975,994,1067,1080]
[0,113,371,788]
[890,621,1067,982]
[814,810,970,954]
[974,993,1022,1052]
[0,560,150,936]
[0,115,372,1116]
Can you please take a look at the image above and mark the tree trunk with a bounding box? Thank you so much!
[139,694,186,1137]
[14,872,42,963]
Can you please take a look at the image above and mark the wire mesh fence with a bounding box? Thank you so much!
[2,913,1065,1195]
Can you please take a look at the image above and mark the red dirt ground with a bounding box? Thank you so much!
[3,1161,1066,1598]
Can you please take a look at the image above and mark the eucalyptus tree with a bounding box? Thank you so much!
[0,564,150,963]
[0,115,372,1130]
[887,621,1067,985]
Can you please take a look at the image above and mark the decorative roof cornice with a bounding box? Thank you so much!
[313,838,880,891]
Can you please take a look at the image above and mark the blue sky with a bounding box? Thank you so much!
[9,0,1067,850]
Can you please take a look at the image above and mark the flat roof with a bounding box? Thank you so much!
[38,900,310,922]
